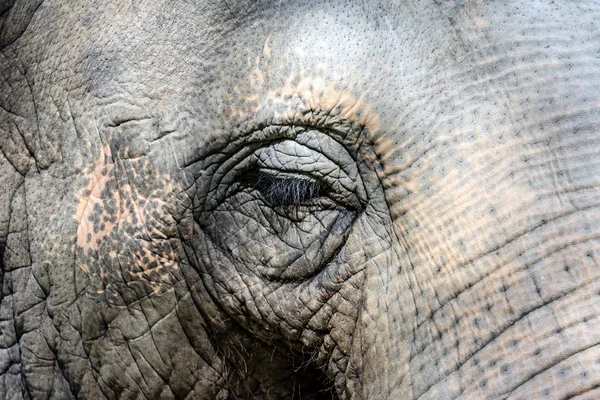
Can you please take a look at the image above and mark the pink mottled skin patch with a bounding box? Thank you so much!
[74,145,182,295]
[75,147,116,254]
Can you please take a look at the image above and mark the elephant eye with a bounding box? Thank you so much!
[194,127,366,280]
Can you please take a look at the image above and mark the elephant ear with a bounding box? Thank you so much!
[0,0,43,49]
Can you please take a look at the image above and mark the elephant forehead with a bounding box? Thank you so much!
[49,1,591,145]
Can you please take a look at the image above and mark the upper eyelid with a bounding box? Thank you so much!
[255,168,320,181]
[247,141,365,209]
[255,142,355,183]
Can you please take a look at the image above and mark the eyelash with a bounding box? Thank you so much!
[241,169,324,207]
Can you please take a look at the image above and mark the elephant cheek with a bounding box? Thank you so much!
[335,241,416,399]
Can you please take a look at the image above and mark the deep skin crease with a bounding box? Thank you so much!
[1,0,600,399]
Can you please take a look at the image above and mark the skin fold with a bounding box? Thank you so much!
[1,0,600,398]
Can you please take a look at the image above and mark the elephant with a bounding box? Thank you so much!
[1,0,600,398]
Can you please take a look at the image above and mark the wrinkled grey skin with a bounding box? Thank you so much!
[1,0,600,398]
